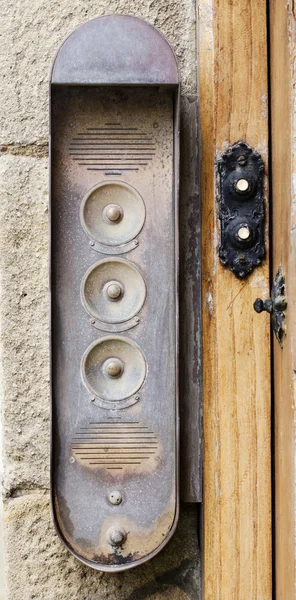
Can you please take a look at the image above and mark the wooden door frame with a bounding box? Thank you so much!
[198,2,272,598]
[269,3,296,599]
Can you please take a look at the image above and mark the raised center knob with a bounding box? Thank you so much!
[106,282,122,300]
[105,358,123,378]
[107,527,126,547]
[105,203,123,222]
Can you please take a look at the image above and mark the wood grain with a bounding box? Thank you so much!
[198,1,272,598]
[269,3,296,598]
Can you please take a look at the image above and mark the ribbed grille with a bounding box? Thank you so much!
[71,422,159,471]
[69,123,156,174]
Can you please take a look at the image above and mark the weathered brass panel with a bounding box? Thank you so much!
[50,14,179,572]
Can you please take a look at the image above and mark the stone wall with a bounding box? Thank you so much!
[0,1,201,599]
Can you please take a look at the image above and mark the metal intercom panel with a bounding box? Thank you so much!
[50,15,180,571]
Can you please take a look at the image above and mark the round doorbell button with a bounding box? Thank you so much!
[80,181,145,246]
[81,336,146,401]
[81,258,146,324]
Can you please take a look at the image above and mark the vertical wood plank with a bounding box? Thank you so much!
[198,1,272,598]
[269,3,296,599]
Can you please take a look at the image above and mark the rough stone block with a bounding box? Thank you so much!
[4,494,200,600]
[0,156,49,495]
[0,0,197,145]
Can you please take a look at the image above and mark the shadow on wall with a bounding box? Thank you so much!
[0,428,5,600]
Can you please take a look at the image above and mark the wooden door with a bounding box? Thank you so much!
[199,2,272,598]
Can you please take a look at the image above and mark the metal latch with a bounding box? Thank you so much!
[254,267,287,347]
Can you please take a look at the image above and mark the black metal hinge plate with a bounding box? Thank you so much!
[254,267,287,348]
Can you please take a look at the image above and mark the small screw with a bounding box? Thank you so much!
[90,396,95,403]
[89,241,95,247]
[91,318,96,325]
[237,154,247,166]
[135,317,140,323]
[134,395,140,401]
[238,255,247,264]
[134,239,139,246]
[109,490,122,505]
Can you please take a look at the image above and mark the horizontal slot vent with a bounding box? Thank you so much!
[69,124,156,174]
[71,422,159,471]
